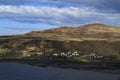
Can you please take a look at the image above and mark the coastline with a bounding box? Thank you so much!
[0,59,120,71]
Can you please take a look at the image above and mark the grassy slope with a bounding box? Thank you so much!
[0,36,120,59]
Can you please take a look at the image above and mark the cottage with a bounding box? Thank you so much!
[37,52,43,55]
[27,55,31,57]
[61,52,67,56]
[53,53,58,56]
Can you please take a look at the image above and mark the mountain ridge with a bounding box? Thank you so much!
[24,23,120,41]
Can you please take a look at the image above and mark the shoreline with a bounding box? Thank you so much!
[0,59,120,70]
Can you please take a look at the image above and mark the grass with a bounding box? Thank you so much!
[71,56,91,62]
[116,57,120,61]
[0,48,9,54]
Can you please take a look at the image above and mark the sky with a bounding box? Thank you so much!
[0,0,120,35]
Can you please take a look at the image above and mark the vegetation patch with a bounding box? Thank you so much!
[0,48,9,54]
[71,56,91,62]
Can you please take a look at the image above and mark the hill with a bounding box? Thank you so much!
[0,23,120,59]
[25,23,120,41]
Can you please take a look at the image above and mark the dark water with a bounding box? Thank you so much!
[0,62,119,80]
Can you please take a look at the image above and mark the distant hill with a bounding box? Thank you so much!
[25,23,120,41]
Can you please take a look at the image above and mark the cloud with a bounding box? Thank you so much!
[0,0,120,13]
[0,5,120,26]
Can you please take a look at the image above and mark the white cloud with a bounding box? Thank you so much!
[0,5,120,26]
[0,0,120,12]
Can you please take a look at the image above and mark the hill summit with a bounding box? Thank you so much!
[25,23,120,41]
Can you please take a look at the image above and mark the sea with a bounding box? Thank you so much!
[0,62,119,80]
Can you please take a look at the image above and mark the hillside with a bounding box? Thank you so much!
[0,23,120,59]
[25,23,120,41]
